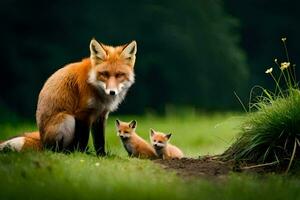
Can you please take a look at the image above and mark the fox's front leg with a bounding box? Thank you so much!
[92,112,109,156]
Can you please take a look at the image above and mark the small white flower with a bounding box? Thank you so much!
[265,67,273,74]
[80,159,84,163]
[95,162,100,166]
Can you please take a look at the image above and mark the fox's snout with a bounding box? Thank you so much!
[119,135,126,139]
[153,144,163,150]
[105,77,119,96]
[119,134,130,140]
[152,142,165,149]
[109,90,116,96]
[103,76,129,96]
[102,83,119,96]
[105,88,118,96]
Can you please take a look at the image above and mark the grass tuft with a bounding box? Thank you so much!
[222,89,300,169]
[222,38,300,172]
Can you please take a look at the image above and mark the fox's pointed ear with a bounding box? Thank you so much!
[115,119,120,127]
[150,129,155,137]
[165,133,172,140]
[129,120,137,129]
[90,38,107,64]
[121,40,137,59]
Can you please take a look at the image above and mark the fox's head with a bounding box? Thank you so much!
[150,129,172,150]
[88,39,137,96]
[115,119,137,140]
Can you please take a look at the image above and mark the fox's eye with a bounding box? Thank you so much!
[158,141,163,144]
[153,140,156,142]
[99,71,109,78]
[124,131,129,134]
[116,73,125,78]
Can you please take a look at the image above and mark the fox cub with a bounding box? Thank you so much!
[116,119,157,159]
[150,129,184,159]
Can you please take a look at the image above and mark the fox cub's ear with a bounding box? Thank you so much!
[129,120,137,129]
[115,119,120,127]
[90,38,107,64]
[150,129,155,137]
[165,133,172,140]
[121,41,137,59]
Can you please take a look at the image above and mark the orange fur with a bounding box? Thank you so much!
[0,131,42,152]
[116,120,157,159]
[150,130,184,159]
[22,131,43,151]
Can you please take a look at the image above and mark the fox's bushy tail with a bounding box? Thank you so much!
[0,131,42,152]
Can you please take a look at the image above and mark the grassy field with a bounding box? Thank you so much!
[1,113,300,200]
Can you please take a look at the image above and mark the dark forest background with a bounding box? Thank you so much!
[0,0,299,120]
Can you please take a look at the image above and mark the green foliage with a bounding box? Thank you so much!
[0,0,248,116]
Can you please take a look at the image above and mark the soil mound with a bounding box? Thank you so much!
[155,156,233,179]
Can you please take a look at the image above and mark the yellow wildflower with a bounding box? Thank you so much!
[280,62,290,70]
[265,67,273,74]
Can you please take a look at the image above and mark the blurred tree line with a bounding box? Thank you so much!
[225,0,300,90]
[2,0,297,119]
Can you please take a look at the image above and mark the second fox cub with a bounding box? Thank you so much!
[116,120,157,159]
[150,129,184,159]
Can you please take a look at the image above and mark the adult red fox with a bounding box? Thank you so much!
[0,39,137,155]
[116,119,157,159]
[150,129,184,159]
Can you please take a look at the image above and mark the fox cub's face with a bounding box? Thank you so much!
[115,119,137,140]
[150,129,172,150]
[88,39,137,96]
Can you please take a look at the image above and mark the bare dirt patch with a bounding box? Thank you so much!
[154,156,234,179]
[154,156,281,179]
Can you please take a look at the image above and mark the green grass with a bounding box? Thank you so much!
[223,90,300,170]
[0,113,241,157]
[105,113,241,157]
[1,114,300,200]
